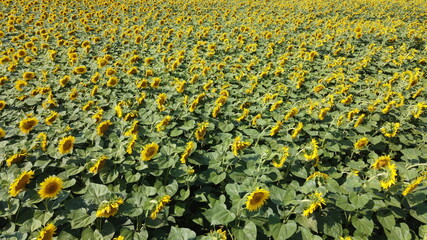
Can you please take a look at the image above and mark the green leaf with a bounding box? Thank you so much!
[349,193,370,209]
[218,122,234,132]
[167,226,196,240]
[33,210,53,226]
[69,208,97,229]
[389,223,412,240]
[81,227,103,240]
[209,172,226,185]
[233,221,257,239]
[271,221,297,240]
[351,216,374,236]
[170,128,183,137]
[100,221,115,239]
[203,203,236,225]
[376,211,395,230]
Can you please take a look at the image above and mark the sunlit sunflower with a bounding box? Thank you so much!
[380,163,397,190]
[9,170,34,197]
[58,136,75,154]
[23,71,35,80]
[73,66,87,74]
[402,176,425,196]
[113,236,125,240]
[371,155,391,169]
[303,191,326,217]
[180,141,195,164]
[19,117,38,134]
[141,142,159,161]
[0,127,5,138]
[38,176,63,199]
[107,77,119,87]
[97,120,112,136]
[126,134,137,154]
[6,151,27,167]
[232,136,251,156]
[195,122,209,140]
[150,195,171,219]
[0,100,6,110]
[37,223,56,240]
[89,156,108,174]
[272,146,289,168]
[354,137,369,150]
[96,197,124,218]
[245,187,270,211]
[45,111,58,125]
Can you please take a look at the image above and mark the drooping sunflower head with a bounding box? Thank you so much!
[58,135,75,154]
[245,187,270,211]
[141,142,159,161]
[107,77,119,87]
[38,176,63,199]
[19,117,38,134]
[97,120,112,136]
[9,170,34,197]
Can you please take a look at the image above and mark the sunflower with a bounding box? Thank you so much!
[15,80,28,91]
[180,141,195,164]
[59,75,71,87]
[303,191,326,217]
[272,146,289,168]
[58,136,75,154]
[0,100,6,110]
[96,197,124,218]
[284,107,299,120]
[23,71,35,80]
[318,107,331,120]
[37,132,48,151]
[245,187,270,211]
[0,127,5,138]
[97,120,112,136]
[195,121,209,140]
[251,114,262,126]
[124,120,139,136]
[354,137,369,150]
[38,176,63,199]
[380,164,397,189]
[150,195,171,219]
[19,117,38,134]
[155,116,171,131]
[73,66,87,74]
[371,155,391,169]
[37,223,56,240]
[45,111,58,125]
[141,142,159,161]
[89,156,108,174]
[126,134,137,154]
[107,77,119,87]
[113,236,125,240]
[9,170,34,197]
[303,138,319,163]
[232,136,251,156]
[6,151,27,167]
[105,67,117,76]
[402,176,425,196]
[269,121,283,136]
[291,122,304,139]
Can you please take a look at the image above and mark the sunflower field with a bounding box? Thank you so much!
[1,0,427,239]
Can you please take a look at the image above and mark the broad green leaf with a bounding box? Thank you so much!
[203,203,236,225]
[271,221,297,240]
[167,226,196,240]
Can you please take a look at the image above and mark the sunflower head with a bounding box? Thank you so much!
[354,137,369,150]
[73,66,87,74]
[141,142,159,161]
[37,223,57,240]
[9,170,34,197]
[372,155,391,169]
[58,136,75,154]
[38,176,63,199]
[23,71,35,80]
[19,117,38,134]
[0,100,6,110]
[245,187,270,211]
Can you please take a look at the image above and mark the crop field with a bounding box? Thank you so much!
[1,0,427,239]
